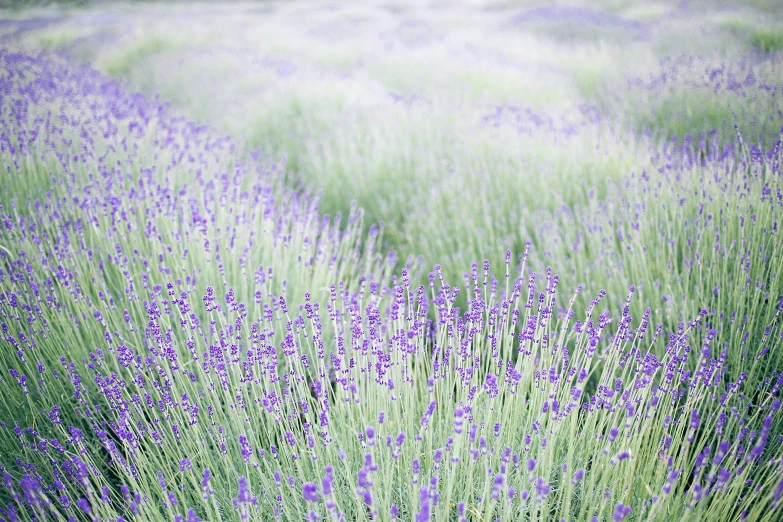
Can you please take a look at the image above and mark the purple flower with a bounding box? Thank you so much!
[613,503,631,521]
[415,487,430,522]
[535,478,550,501]
[303,483,319,503]
[77,497,91,514]
[233,477,257,520]
[454,407,465,434]
[48,405,62,425]
[690,409,700,430]
[322,466,334,496]
[201,469,213,499]
[239,434,253,463]
[612,451,630,465]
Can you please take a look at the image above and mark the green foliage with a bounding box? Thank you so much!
[721,18,783,54]
[750,28,783,53]
[102,35,177,77]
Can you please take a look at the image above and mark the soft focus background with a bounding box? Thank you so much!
[7,0,783,307]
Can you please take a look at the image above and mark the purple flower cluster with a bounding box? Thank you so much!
[529,119,783,384]
[623,54,783,146]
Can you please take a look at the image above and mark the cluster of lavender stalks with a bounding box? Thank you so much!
[1,48,783,522]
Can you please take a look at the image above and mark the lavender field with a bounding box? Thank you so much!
[1,0,783,521]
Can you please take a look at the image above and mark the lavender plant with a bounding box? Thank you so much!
[0,45,390,489]
[522,126,783,375]
[607,54,783,148]
[2,229,783,521]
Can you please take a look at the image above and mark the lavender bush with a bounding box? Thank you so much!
[1,1,783,521]
[606,54,783,147]
[0,46,391,516]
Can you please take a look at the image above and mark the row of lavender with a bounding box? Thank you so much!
[526,125,783,385]
[1,48,782,521]
[397,51,783,322]
[0,47,390,520]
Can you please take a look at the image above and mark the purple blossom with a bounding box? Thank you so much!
[303,483,318,503]
[613,504,631,522]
